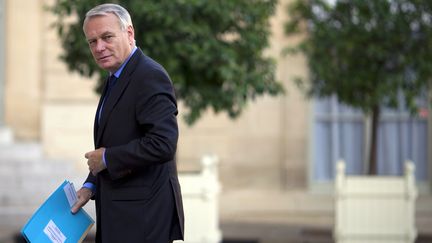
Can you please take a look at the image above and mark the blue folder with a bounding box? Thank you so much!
[21,180,95,243]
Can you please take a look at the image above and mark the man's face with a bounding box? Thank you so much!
[83,13,134,73]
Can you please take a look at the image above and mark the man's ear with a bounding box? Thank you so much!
[127,25,135,44]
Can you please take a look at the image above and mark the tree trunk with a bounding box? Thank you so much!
[368,105,380,175]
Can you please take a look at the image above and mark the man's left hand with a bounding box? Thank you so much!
[86,147,106,176]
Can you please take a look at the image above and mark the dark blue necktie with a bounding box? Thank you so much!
[105,75,117,97]
[98,75,117,124]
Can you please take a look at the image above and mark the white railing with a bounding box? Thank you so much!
[334,160,418,243]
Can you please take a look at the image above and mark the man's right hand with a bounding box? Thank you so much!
[71,187,92,214]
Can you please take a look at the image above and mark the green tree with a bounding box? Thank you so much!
[49,0,284,125]
[285,0,432,174]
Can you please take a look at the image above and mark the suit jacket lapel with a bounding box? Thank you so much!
[94,79,110,147]
[95,49,142,147]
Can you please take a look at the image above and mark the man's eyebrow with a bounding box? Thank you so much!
[87,31,116,41]
[100,31,115,36]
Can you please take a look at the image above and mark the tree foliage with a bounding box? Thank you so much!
[49,0,284,125]
[285,0,432,174]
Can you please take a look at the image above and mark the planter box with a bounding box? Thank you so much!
[176,155,222,243]
[334,160,417,243]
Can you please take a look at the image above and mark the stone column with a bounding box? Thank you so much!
[0,0,5,126]
[0,0,13,143]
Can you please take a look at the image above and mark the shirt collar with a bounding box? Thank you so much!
[111,46,138,79]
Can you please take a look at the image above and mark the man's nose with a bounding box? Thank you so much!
[95,40,106,52]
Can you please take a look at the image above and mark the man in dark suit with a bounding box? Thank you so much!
[70,3,184,243]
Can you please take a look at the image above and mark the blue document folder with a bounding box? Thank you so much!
[21,180,95,243]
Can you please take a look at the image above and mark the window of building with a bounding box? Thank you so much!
[312,95,429,188]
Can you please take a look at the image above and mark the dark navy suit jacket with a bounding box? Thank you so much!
[85,48,184,242]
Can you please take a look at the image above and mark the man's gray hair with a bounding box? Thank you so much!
[83,3,133,30]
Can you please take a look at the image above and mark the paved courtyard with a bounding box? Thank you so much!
[1,189,432,243]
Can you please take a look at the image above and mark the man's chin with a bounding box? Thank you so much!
[98,62,114,72]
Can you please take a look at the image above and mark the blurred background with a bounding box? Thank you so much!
[0,0,432,242]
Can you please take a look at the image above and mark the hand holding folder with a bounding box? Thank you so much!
[21,180,95,243]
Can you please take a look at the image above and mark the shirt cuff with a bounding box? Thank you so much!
[82,182,96,195]
[102,149,107,167]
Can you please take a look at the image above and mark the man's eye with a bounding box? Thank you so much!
[102,35,114,41]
